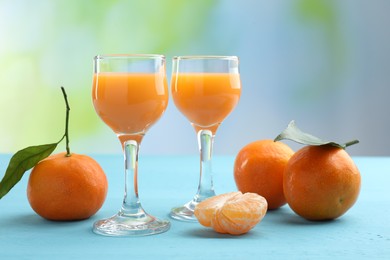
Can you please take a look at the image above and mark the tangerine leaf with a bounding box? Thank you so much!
[274,120,359,149]
[0,143,58,199]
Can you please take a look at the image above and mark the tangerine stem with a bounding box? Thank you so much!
[60,87,71,156]
[344,139,359,148]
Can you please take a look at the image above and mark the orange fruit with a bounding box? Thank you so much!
[283,145,361,221]
[194,191,268,235]
[234,140,294,209]
[27,152,108,221]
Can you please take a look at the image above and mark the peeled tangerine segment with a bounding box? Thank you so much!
[194,191,268,235]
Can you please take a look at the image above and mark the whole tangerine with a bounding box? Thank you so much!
[283,145,361,221]
[27,152,108,221]
[234,140,294,209]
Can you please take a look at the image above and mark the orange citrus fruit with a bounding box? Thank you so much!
[283,145,361,221]
[27,152,108,221]
[234,140,294,209]
[194,191,268,235]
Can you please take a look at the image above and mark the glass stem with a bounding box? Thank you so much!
[195,129,216,202]
[120,139,145,217]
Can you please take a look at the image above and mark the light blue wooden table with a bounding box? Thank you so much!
[0,154,389,259]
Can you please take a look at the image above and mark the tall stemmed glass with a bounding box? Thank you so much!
[170,56,241,221]
[92,54,170,236]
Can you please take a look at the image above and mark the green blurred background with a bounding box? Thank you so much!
[0,0,388,156]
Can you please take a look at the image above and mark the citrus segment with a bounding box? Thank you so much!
[218,193,268,235]
[194,192,267,235]
[195,192,241,227]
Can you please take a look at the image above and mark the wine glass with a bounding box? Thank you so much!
[91,54,170,236]
[170,56,241,221]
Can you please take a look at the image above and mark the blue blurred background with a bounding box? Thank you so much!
[0,0,388,156]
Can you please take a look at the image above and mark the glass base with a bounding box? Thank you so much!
[93,212,170,236]
[170,200,199,222]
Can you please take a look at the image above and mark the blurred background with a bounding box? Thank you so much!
[0,0,388,156]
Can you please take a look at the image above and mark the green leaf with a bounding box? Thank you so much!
[274,120,359,149]
[0,143,58,199]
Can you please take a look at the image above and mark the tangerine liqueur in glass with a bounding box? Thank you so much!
[171,73,241,133]
[92,54,170,236]
[170,56,241,221]
[93,73,168,139]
